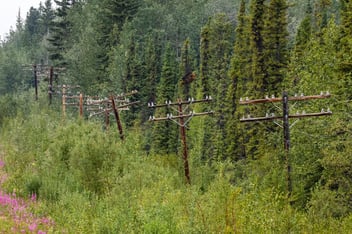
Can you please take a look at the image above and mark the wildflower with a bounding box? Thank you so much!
[31,193,37,202]
[29,222,38,231]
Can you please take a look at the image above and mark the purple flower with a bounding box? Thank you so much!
[29,222,38,231]
[31,193,37,202]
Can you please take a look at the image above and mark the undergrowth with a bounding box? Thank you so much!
[1,95,352,233]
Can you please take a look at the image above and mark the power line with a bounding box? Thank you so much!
[148,96,213,184]
[239,91,332,201]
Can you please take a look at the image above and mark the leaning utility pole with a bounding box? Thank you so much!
[86,90,139,140]
[239,91,332,198]
[148,96,213,184]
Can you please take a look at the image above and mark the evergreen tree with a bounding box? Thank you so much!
[313,0,332,34]
[64,1,106,92]
[98,0,141,67]
[140,35,161,123]
[40,0,56,35]
[290,0,313,87]
[310,0,352,217]
[294,0,313,55]
[199,20,211,99]
[264,0,289,94]
[243,0,268,159]
[122,34,144,127]
[250,0,267,97]
[198,13,233,160]
[151,43,179,155]
[225,0,251,160]
[139,35,162,154]
[47,0,75,66]
[24,7,42,47]
[16,9,24,33]
[102,0,141,35]
[338,0,352,99]
[178,38,196,100]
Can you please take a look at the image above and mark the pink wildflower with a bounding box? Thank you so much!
[29,222,38,231]
[31,193,37,202]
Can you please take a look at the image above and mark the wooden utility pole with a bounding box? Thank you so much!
[79,93,84,117]
[61,85,81,118]
[33,64,38,101]
[48,66,54,105]
[62,85,66,117]
[86,91,139,140]
[148,96,213,184]
[239,91,332,198]
[110,96,125,140]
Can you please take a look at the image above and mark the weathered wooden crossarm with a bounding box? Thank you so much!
[116,101,140,109]
[239,93,331,105]
[63,103,79,106]
[149,111,214,122]
[148,97,212,108]
[240,111,332,122]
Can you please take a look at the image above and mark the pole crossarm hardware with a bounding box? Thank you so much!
[148,95,213,184]
[148,96,213,108]
[149,111,214,122]
[61,88,139,140]
[239,92,331,105]
[240,110,332,122]
[239,91,332,201]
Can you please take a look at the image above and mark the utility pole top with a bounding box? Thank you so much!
[238,91,332,201]
[149,96,213,184]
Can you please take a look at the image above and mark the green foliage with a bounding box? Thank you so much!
[151,43,179,155]
[0,96,352,232]
[198,13,233,160]
[264,0,289,94]
[47,0,75,66]
[1,0,352,232]
[250,0,266,96]
[338,0,352,99]
[225,0,250,160]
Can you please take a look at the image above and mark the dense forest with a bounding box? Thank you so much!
[0,0,351,232]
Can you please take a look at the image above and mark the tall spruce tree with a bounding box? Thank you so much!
[140,35,161,123]
[122,34,144,127]
[243,0,268,159]
[264,0,289,95]
[24,7,42,49]
[151,43,179,155]
[198,13,233,160]
[98,0,141,66]
[199,20,211,100]
[47,0,75,66]
[40,0,56,35]
[294,0,313,55]
[290,0,313,87]
[250,0,267,97]
[338,0,352,99]
[178,38,196,100]
[140,35,162,154]
[225,0,251,160]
